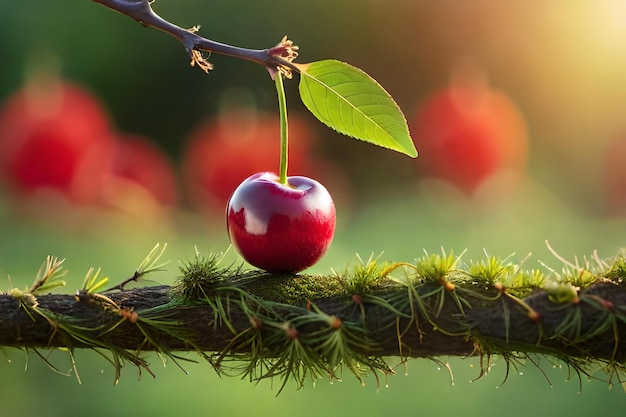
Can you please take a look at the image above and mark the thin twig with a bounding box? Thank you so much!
[92,0,299,76]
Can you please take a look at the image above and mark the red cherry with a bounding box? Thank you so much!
[0,79,115,203]
[226,172,336,273]
[105,134,179,207]
[412,76,528,193]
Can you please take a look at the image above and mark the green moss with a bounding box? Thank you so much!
[413,248,463,283]
[467,255,518,286]
[544,281,579,304]
[606,251,626,284]
[243,273,344,304]
[332,253,409,297]
[172,252,238,302]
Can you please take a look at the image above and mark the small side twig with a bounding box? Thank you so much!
[104,243,169,292]
[104,270,144,293]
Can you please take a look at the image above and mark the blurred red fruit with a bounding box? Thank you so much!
[0,77,115,203]
[603,137,626,216]
[105,134,179,208]
[182,108,316,213]
[412,73,529,193]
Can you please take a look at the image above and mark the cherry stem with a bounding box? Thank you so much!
[275,71,289,186]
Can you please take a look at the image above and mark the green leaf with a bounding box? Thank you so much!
[295,60,417,158]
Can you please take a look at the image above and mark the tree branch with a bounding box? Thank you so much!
[2,250,626,388]
[92,0,299,76]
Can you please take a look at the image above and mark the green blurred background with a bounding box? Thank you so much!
[2,0,626,415]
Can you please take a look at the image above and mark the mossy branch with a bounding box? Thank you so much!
[2,247,626,390]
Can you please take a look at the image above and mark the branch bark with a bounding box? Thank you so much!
[0,283,468,355]
[2,249,626,388]
[92,0,299,76]
[2,276,625,360]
